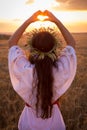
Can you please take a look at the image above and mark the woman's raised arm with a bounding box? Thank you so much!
[44,10,76,49]
[8,10,41,48]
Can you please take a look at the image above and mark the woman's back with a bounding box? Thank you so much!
[8,44,76,130]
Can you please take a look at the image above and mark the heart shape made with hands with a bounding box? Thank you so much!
[37,11,49,21]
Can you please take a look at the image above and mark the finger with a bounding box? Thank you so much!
[44,10,51,14]
[34,10,42,17]
[37,10,42,14]
[44,18,50,21]
[43,10,49,15]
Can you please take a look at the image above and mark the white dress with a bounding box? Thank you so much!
[8,45,77,130]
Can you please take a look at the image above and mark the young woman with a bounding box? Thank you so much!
[8,10,77,130]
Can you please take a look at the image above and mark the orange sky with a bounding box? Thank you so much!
[0,0,87,33]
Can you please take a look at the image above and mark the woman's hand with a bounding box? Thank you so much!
[43,10,58,24]
[27,10,42,24]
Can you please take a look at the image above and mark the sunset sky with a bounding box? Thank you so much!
[0,0,87,33]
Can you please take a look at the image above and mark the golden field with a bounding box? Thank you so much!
[0,33,87,130]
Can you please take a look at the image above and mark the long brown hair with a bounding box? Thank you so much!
[29,32,57,119]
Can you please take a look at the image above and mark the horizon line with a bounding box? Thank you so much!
[0,31,87,35]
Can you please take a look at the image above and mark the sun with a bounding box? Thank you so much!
[37,15,48,21]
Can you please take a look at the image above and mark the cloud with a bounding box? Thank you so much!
[54,0,87,10]
[56,0,67,2]
[25,0,35,4]
[25,0,87,10]
[67,0,87,10]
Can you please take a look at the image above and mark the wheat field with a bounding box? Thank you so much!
[0,33,87,130]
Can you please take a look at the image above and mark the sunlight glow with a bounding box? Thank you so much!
[0,0,87,33]
[26,21,58,32]
[53,11,87,23]
[37,15,48,21]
